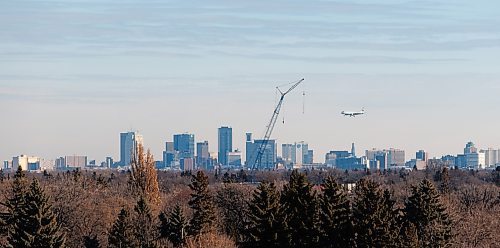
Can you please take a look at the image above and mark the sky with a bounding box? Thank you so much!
[1,0,500,163]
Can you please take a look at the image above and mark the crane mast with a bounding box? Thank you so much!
[252,78,305,170]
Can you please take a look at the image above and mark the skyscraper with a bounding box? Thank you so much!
[174,133,195,159]
[416,150,428,161]
[119,131,143,167]
[196,141,210,169]
[218,126,233,166]
[246,137,276,170]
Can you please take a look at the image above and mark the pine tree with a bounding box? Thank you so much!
[439,167,451,194]
[188,171,216,236]
[404,179,453,247]
[132,196,158,248]
[246,182,283,248]
[108,208,134,248]
[159,204,188,247]
[7,178,66,248]
[0,166,28,238]
[319,176,353,248]
[280,170,319,247]
[352,178,399,248]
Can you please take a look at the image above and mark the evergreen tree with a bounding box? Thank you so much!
[352,178,399,248]
[319,176,353,248]
[108,208,134,248]
[132,196,158,248]
[188,171,216,236]
[404,179,453,247]
[0,166,28,237]
[280,170,319,247]
[7,178,65,248]
[159,204,188,247]
[83,235,101,248]
[246,182,283,248]
[439,167,451,194]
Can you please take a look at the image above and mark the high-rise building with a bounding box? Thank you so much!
[282,142,309,168]
[416,150,428,161]
[227,150,242,168]
[119,131,143,167]
[12,155,40,171]
[387,148,405,167]
[481,148,500,167]
[466,151,485,169]
[464,142,477,154]
[106,157,113,168]
[218,126,233,166]
[180,158,194,171]
[245,133,276,169]
[163,141,178,169]
[55,157,66,169]
[174,134,195,159]
[196,141,210,169]
[305,149,314,164]
[282,144,295,166]
[65,155,87,168]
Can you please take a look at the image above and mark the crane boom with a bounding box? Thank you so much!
[252,78,305,170]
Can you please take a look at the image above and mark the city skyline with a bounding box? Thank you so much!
[1,0,500,162]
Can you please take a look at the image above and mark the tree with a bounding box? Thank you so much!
[129,143,161,206]
[280,170,319,247]
[188,171,216,236]
[0,167,28,237]
[439,167,451,194]
[404,179,453,247]
[214,184,251,243]
[352,178,399,248]
[83,235,101,248]
[108,208,134,248]
[246,182,283,247]
[159,204,188,247]
[319,176,353,248]
[132,196,158,248]
[6,178,66,248]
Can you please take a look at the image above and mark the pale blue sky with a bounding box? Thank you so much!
[1,0,500,163]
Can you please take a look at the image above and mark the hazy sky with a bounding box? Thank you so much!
[1,0,500,163]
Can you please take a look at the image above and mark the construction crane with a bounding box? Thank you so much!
[252,78,305,170]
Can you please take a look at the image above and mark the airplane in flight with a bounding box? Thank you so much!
[341,108,365,117]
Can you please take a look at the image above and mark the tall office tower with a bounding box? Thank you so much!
[196,141,210,169]
[295,141,308,166]
[174,133,195,159]
[416,150,428,161]
[282,144,295,165]
[351,143,356,157]
[106,157,113,168]
[120,131,143,166]
[218,126,233,166]
[65,155,87,168]
[481,148,500,167]
[305,149,314,164]
[246,133,255,167]
[162,141,177,168]
[246,139,276,169]
[388,148,405,167]
[464,142,477,154]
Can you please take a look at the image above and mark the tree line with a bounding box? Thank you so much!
[0,148,499,247]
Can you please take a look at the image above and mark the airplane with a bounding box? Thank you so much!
[341,108,365,117]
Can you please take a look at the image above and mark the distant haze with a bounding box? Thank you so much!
[1,0,500,162]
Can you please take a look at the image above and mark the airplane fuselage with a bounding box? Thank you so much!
[342,110,365,117]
